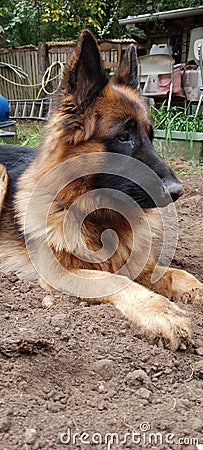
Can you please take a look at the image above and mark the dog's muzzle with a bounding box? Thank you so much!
[163,180,184,202]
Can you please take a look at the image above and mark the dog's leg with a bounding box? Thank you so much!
[50,268,191,351]
[0,163,8,213]
[138,264,203,304]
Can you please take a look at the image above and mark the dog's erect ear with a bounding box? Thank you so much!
[113,44,139,89]
[62,29,108,108]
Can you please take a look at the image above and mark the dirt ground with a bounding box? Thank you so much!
[0,164,202,450]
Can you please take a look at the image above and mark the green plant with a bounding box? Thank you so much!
[1,0,110,45]
[151,103,203,161]
[151,104,203,138]
[0,120,44,146]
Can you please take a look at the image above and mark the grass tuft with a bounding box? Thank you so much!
[0,120,44,147]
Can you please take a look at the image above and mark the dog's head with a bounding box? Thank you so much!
[46,29,183,209]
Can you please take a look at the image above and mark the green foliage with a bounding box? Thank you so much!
[0,121,44,146]
[42,0,108,33]
[118,0,202,17]
[0,6,8,17]
[151,104,203,136]
[0,0,202,45]
[1,0,110,45]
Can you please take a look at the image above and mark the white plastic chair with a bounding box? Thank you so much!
[138,54,174,110]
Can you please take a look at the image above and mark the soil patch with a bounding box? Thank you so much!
[0,168,203,450]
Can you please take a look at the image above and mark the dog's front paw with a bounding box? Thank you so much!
[142,298,192,351]
[114,287,192,351]
[181,287,203,304]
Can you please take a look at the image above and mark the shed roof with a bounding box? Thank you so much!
[119,6,203,26]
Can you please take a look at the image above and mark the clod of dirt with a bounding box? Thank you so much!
[195,346,203,356]
[136,387,152,400]
[51,313,69,328]
[0,413,11,432]
[42,295,55,309]
[98,382,107,393]
[92,358,114,381]
[24,427,37,444]
[125,369,151,388]
[193,360,203,379]
[179,342,187,351]
[187,418,203,432]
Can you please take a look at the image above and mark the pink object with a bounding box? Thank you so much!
[157,66,181,94]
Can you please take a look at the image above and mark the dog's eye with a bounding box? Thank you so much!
[117,132,130,142]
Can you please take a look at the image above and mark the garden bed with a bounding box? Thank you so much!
[154,130,203,162]
[152,105,203,163]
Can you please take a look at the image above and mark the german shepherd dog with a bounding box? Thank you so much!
[0,30,202,350]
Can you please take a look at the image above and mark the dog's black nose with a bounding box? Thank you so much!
[163,180,184,202]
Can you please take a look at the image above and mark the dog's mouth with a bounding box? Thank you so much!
[93,173,184,209]
[135,179,184,208]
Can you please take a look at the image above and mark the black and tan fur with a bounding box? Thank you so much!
[0,30,202,350]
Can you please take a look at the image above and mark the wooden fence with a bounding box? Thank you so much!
[0,39,136,103]
[0,42,75,100]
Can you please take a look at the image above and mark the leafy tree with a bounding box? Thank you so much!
[1,0,109,45]
[110,0,203,38]
[118,0,202,17]
[0,0,202,46]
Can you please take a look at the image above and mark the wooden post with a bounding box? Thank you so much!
[38,42,50,98]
